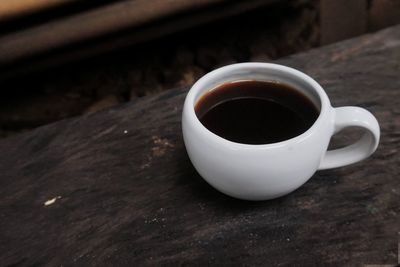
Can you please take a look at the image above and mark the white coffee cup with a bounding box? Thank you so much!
[182,63,380,201]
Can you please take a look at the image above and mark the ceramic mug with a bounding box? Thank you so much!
[182,63,380,200]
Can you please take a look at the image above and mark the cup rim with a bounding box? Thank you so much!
[184,62,331,148]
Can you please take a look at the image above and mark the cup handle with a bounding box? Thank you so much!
[318,106,380,170]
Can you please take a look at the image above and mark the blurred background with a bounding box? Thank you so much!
[0,0,399,138]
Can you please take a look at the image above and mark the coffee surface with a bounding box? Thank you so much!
[195,80,319,144]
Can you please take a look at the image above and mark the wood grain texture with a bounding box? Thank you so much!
[0,0,277,65]
[320,0,367,45]
[0,0,74,20]
[1,26,400,266]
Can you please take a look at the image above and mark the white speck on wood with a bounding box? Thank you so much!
[44,196,61,206]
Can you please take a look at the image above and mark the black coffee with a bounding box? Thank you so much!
[195,80,319,144]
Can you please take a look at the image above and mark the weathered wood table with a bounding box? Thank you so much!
[1,26,399,266]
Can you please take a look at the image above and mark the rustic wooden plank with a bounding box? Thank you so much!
[0,0,74,20]
[368,0,400,31]
[0,25,400,266]
[320,0,367,45]
[0,0,278,66]
[0,0,280,81]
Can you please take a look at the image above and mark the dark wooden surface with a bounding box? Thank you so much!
[1,26,400,266]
